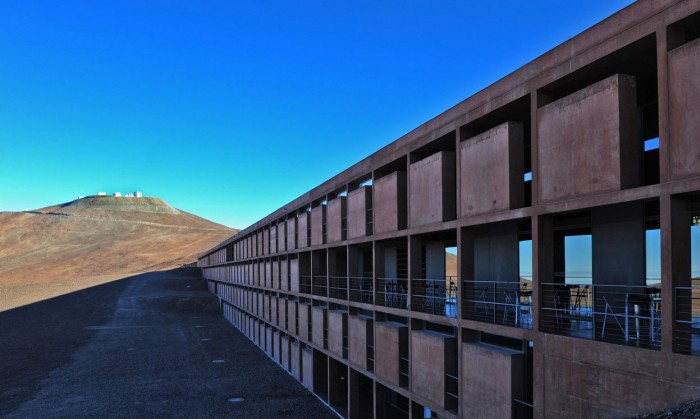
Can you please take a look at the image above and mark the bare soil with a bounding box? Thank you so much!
[0,196,236,311]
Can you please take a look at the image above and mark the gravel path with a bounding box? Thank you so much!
[0,269,335,418]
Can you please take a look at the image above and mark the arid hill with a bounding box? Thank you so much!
[0,196,237,310]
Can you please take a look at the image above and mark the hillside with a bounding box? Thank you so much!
[0,196,237,310]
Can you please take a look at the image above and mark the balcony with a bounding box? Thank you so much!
[540,283,661,349]
[349,276,373,304]
[462,280,533,329]
[312,275,328,297]
[300,275,312,295]
[674,286,700,356]
[411,277,458,318]
[329,276,348,300]
[376,277,408,310]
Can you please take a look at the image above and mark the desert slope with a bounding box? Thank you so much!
[0,196,237,310]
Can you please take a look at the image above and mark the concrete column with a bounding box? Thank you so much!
[664,194,692,353]
[532,213,552,419]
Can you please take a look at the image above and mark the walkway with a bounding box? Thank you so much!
[0,269,335,418]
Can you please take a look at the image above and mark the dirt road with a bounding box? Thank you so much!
[0,269,334,418]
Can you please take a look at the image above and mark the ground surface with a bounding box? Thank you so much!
[0,268,335,418]
[0,196,236,311]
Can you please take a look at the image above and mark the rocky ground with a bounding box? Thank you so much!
[631,400,700,418]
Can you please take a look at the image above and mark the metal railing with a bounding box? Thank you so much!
[513,399,534,419]
[399,356,409,387]
[329,276,348,300]
[411,277,458,318]
[674,286,700,356]
[462,280,533,329]
[312,275,328,297]
[376,277,408,310]
[445,373,459,408]
[299,275,312,294]
[541,282,661,349]
[350,276,373,304]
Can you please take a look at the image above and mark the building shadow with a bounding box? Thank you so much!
[0,268,202,416]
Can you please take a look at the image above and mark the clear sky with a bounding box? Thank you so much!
[0,0,635,229]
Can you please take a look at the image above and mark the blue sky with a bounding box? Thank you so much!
[0,0,634,229]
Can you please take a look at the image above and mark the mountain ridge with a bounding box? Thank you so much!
[0,196,237,311]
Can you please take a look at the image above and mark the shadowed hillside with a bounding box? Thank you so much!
[0,196,237,310]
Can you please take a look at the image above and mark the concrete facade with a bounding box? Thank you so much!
[199,2,700,417]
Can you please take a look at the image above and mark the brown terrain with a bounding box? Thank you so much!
[0,196,236,311]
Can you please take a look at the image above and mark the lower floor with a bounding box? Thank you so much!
[211,283,700,419]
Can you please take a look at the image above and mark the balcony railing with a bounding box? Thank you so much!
[376,277,408,310]
[312,275,328,297]
[299,275,312,294]
[674,286,700,356]
[462,280,533,329]
[399,356,409,387]
[350,276,373,304]
[329,276,348,300]
[342,334,349,359]
[445,373,459,409]
[411,277,458,318]
[541,283,661,349]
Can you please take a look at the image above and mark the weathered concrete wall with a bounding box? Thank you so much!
[473,221,520,282]
[327,197,346,243]
[264,294,271,322]
[409,151,455,226]
[411,330,455,408]
[265,261,272,288]
[348,187,371,239]
[669,37,700,179]
[278,298,286,330]
[591,201,645,286]
[375,322,407,388]
[541,333,700,418]
[265,325,273,356]
[461,342,523,419]
[537,74,640,202]
[199,3,700,418]
[290,258,299,293]
[270,224,278,254]
[280,259,288,291]
[298,213,309,248]
[348,315,370,370]
[327,310,347,359]
[298,303,310,341]
[311,205,325,246]
[311,306,326,348]
[302,347,313,389]
[281,335,290,370]
[374,171,407,234]
[287,300,297,334]
[460,122,523,217]
[273,329,280,362]
[286,217,296,250]
[271,296,278,326]
[272,260,280,289]
[291,340,301,379]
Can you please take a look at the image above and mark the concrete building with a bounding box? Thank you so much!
[198,1,700,417]
[97,192,106,196]
[113,192,122,197]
